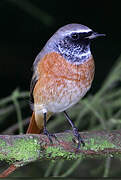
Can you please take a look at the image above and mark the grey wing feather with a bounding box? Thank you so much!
[30,52,41,104]
[30,49,45,105]
[30,73,38,104]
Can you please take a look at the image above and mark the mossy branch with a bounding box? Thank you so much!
[0,130,121,167]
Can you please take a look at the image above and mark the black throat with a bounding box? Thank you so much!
[54,36,91,65]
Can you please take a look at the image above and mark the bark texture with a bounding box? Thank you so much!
[0,130,121,167]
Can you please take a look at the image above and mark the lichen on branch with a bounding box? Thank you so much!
[0,130,121,167]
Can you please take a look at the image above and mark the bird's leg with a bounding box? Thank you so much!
[43,112,57,143]
[64,111,85,148]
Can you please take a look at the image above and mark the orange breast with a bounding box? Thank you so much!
[33,52,95,113]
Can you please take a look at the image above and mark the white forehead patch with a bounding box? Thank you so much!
[57,23,92,36]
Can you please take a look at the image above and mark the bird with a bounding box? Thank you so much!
[27,23,105,147]
[0,24,105,178]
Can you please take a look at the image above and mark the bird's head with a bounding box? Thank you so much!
[34,24,105,69]
[46,23,105,65]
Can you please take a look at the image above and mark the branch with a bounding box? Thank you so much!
[0,130,121,166]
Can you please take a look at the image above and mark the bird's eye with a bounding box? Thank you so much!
[71,33,79,40]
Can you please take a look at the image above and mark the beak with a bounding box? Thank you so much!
[87,32,106,40]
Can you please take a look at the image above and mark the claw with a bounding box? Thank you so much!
[44,129,57,143]
[73,127,85,148]
[64,111,85,148]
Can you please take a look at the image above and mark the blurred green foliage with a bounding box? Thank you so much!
[6,0,54,26]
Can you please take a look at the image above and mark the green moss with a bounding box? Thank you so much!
[44,146,82,160]
[43,137,118,161]
[0,135,119,164]
[0,139,7,161]
[83,138,117,151]
[0,137,40,164]
[0,139,6,147]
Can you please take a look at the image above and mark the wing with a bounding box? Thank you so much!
[30,73,38,105]
[30,48,47,106]
[30,51,42,105]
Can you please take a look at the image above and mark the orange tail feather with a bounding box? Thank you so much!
[26,112,42,134]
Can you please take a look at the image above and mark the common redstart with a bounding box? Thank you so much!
[0,24,105,177]
[27,23,105,147]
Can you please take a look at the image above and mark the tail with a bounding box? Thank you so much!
[0,112,51,178]
[26,112,42,134]
[27,111,52,134]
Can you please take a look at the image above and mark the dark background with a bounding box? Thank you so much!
[0,0,121,99]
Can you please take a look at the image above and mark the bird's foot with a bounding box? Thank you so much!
[44,129,57,143]
[73,127,85,148]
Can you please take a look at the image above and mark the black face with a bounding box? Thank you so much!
[70,31,93,43]
[54,31,93,64]
[66,31,93,49]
